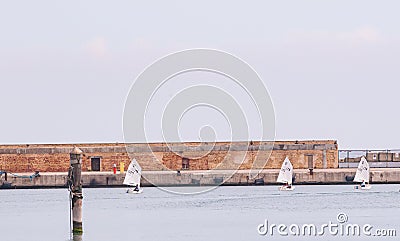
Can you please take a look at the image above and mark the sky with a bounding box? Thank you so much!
[0,1,399,149]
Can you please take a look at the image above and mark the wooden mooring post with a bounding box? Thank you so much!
[68,147,84,237]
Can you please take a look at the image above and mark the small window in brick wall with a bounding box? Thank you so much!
[91,157,101,171]
[182,158,189,170]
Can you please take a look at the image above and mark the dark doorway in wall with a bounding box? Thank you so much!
[306,155,314,170]
[182,158,189,170]
[91,157,101,171]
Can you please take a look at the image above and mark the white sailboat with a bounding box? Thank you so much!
[123,159,143,194]
[353,156,371,190]
[277,157,295,191]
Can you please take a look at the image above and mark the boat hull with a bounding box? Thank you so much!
[279,186,295,191]
[354,184,372,190]
[126,188,143,194]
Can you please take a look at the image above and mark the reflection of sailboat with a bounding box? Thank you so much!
[354,156,372,190]
[123,159,143,194]
[277,157,295,191]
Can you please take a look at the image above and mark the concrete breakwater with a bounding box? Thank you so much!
[1,168,400,189]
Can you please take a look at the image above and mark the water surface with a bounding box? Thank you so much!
[0,185,399,241]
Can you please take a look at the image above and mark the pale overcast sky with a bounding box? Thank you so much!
[1,1,399,149]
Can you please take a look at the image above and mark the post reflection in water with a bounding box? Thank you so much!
[72,234,83,241]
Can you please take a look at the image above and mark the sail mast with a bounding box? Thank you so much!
[123,159,142,187]
[354,156,370,183]
[277,157,293,184]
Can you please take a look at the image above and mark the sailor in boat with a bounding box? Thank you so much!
[361,180,366,188]
[126,184,140,193]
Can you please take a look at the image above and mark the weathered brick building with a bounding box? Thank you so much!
[0,140,338,172]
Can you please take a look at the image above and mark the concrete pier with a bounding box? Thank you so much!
[1,168,400,189]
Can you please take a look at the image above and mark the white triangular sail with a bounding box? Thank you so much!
[123,159,142,187]
[354,156,370,183]
[277,157,293,185]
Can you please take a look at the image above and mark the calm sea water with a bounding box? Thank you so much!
[0,185,399,241]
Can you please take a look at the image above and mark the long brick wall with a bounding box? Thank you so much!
[0,140,338,172]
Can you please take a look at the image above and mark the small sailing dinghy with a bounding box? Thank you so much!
[123,159,143,194]
[353,156,372,190]
[277,157,295,191]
